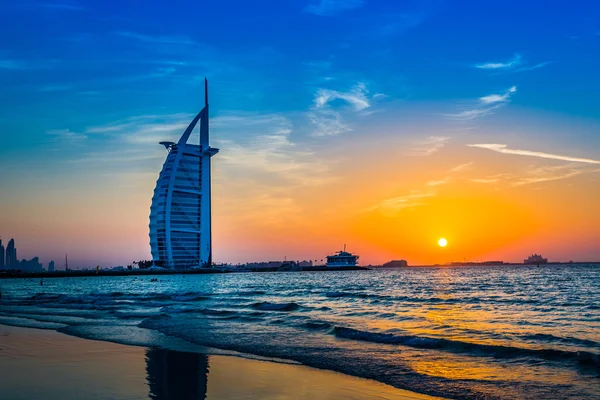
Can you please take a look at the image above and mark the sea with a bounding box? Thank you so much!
[0,264,598,400]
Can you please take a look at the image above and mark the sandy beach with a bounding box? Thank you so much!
[0,324,440,400]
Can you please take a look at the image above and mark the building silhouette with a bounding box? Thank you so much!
[382,260,409,268]
[149,79,218,268]
[5,238,17,269]
[48,260,55,272]
[19,257,43,272]
[0,239,4,269]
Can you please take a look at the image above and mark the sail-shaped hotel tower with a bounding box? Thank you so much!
[149,79,218,268]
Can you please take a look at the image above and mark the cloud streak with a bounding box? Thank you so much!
[309,82,373,136]
[480,86,517,104]
[475,54,522,70]
[470,165,599,187]
[512,164,589,186]
[69,112,334,189]
[446,86,517,121]
[445,105,503,121]
[314,82,370,111]
[426,177,450,187]
[516,61,552,72]
[405,136,450,156]
[308,108,351,137]
[366,192,435,216]
[474,53,550,73]
[46,129,87,143]
[470,178,499,184]
[467,144,600,164]
[215,114,333,186]
[448,162,473,172]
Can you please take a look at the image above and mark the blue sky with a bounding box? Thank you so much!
[1,0,599,123]
[1,0,599,266]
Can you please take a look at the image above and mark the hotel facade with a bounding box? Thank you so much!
[149,79,218,268]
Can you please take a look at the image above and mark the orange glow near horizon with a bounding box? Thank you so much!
[1,112,599,268]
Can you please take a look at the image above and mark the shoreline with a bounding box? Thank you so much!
[0,324,441,400]
[0,266,370,279]
[1,262,597,279]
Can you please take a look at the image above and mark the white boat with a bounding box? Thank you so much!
[326,245,359,267]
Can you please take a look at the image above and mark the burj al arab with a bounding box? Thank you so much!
[149,79,218,268]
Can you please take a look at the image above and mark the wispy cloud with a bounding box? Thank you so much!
[475,54,522,70]
[305,0,364,16]
[60,114,195,167]
[467,144,600,164]
[308,108,352,137]
[516,61,552,72]
[314,82,370,111]
[470,165,599,187]
[480,86,517,104]
[405,136,450,156]
[366,191,435,216]
[445,105,503,121]
[214,114,334,186]
[66,112,334,190]
[115,31,198,46]
[448,162,473,173]
[474,53,550,73]
[446,86,517,121]
[309,82,374,136]
[470,178,500,184]
[85,113,191,138]
[426,177,450,187]
[512,164,591,186]
[46,129,87,143]
[213,113,335,226]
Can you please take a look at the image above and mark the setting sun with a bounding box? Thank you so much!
[438,238,448,247]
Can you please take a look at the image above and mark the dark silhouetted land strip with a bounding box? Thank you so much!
[0,266,370,279]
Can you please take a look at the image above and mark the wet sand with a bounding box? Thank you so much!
[0,325,440,400]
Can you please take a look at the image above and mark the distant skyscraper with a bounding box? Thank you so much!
[6,238,16,269]
[149,79,219,268]
[48,260,55,272]
[0,239,4,270]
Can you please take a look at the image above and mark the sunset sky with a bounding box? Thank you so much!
[1,0,599,267]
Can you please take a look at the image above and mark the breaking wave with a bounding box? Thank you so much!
[333,327,600,366]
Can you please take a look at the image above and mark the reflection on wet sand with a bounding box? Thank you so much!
[0,325,439,400]
[144,346,438,400]
[146,348,209,400]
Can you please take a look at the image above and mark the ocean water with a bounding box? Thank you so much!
[0,265,598,400]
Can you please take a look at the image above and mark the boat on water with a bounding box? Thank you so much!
[524,254,548,264]
[326,245,359,267]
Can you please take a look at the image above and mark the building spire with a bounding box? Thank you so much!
[205,77,208,107]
